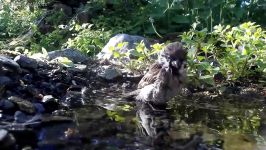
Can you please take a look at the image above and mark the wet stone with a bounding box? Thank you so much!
[14,55,38,69]
[0,76,13,86]
[55,83,69,94]
[52,109,74,118]
[33,103,45,113]
[67,64,88,73]
[39,82,53,93]
[42,95,55,102]
[63,87,85,108]
[23,85,42,98]
[0,86,5,97]
[42,95,59,113]
[14,111,42,125]
[22,74,33,84]
[0,129,16,150]
[14,111,33,123]
[9,128,38,148]
[8,96,36,114]
[41,116,74,124]
[72,76,88,85]
[0,99,15,111]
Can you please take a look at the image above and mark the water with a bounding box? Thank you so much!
[74,95,266,150]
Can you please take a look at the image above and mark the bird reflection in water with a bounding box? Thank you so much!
[135,102,205,150]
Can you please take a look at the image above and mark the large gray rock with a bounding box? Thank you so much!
[97,34,151,64]
[48,48,89,63]
[14,55,38,69]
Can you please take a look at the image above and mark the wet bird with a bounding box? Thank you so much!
[135,42,187,105]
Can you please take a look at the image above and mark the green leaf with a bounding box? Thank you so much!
[117,42,127,49]
[55,57,74,67]
[242,49,248,55]
[113,51,121,58]
[199,75,214,85]
[172,15,190,24]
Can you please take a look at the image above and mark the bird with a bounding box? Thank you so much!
[135,42,187,105]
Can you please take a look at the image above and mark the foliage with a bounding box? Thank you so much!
[182,22,266,86]
[109,41,165,72]
[30,27,69,52]
[106,110,125,123]
[214,22,266,79]
[0,0,42,40]
[91,0,266,38]
[65,22,111,56]
[144,0,266,33]
[91,1,149,35]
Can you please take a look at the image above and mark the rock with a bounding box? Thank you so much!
[22,74,33,84]
[0,55,21,73]
[48,48,89,63]
[99,67,122,80]
[67,64,88,73]
[72,76,88,85]
[14,111,32,123]
[24,85,42,98]
[97,34,151,64]
[0,129,16,150]
[42,95,59,113]
[8,96,36,114]
[33,103,45,113]
[14,55,38,69]
[0,76,13,86]
[0,86,5,97]
[62,86,85,108]
[41,115,74,124]
[42,95,56,103]
[22,146,33,150]
[8,128,38,148]
[81,87,91,101]
[55,82,69,94]
[14,111,42,123]
[52,109,74,118]
[29,53,49,67]
[0,99,15,111]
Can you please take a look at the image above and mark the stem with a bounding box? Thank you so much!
[151,21,163,38]
[240,57,249,78]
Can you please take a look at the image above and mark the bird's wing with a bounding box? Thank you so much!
[137,63,162,89]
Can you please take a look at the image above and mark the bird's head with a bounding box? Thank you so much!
[158,42,187,76]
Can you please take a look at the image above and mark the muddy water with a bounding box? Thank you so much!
[74,95,266,150]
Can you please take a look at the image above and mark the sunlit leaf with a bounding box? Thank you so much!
[54,57,74,67]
